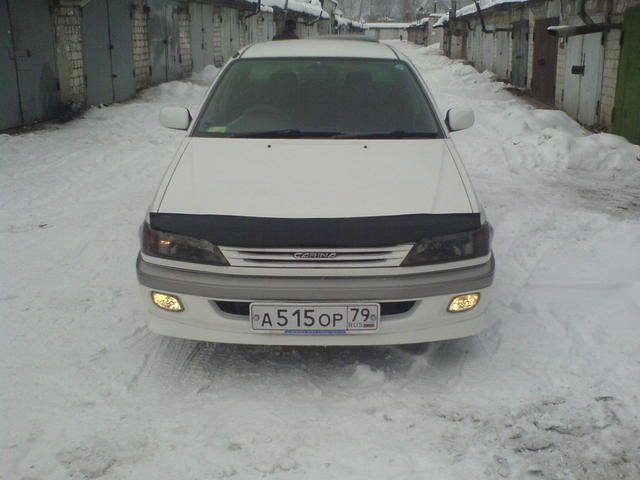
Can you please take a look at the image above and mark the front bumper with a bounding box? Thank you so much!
[136,254,495,346]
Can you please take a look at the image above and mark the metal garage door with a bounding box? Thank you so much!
[220,7,241,63]
[511,20,528,88]
[1,0,59,129]
[613,6,640,144]
[0,0,21,130]
[563,15,605,126]
[495,30,509,80]
[108,0,136,101]
[148,0,181,84]
[190,2,203,72]
[246,13,260,44]
[531,17,559,105]
[263,13,276,41]
[481,31,494,72]
[82,0,136,106]
[468,29,482,71]
[190,2,215,73]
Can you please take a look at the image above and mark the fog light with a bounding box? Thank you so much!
[448,293,480,313]
[151,292,184,312]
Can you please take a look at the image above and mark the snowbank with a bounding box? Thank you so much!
[190,65,220,87]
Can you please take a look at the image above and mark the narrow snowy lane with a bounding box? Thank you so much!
[2,44,639,479]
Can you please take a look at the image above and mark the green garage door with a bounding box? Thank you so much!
[613,7,640,145]
[0,0,59,129]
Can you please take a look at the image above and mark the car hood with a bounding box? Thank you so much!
[157,138,473,217]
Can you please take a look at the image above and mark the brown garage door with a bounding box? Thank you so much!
[531,17,559,105]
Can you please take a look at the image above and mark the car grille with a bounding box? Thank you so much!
[218,245,414,268]
[213,301,416,318]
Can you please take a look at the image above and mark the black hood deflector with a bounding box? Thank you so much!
[150,213,481,248]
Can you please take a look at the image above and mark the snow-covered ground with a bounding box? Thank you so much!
[2,42,639,479]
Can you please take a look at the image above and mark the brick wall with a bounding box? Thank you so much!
[527,12,534,90]
[132,0,151,90]
[212,7,225,66]
[53,6,85,110]
[179,9,193,77]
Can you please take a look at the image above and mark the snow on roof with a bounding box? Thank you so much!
[432,14,448,27]
[408,16,430,28]
[247,0,328,18]
[365,22,411,30]
[335,12,365,29]
[456,0,528,18]
[429,0,528,24]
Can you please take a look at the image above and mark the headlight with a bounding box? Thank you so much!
[141,222,228,266]
[402,223,492,266]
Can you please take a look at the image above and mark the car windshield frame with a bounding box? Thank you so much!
[190,57,446,140]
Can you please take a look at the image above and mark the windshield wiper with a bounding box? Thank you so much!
[333,131,441,139]
[231,130,343,139]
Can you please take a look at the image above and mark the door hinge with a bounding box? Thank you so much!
[619,31,624,47]
[611,106,616,122]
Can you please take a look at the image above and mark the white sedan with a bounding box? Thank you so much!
[137,38,494,346]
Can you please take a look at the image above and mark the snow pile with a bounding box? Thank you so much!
[408,44,640,180]
[190,64,220,86]
[1,41,639,480]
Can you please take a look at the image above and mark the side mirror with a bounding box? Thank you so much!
[445,107,474,132]
[160,106,191,130]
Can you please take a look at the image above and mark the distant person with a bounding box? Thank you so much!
[400,34,403,41]
[273,19,299,40]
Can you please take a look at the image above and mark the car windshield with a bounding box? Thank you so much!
[192,58,444,139]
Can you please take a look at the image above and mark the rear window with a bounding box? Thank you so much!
[192,58,444,139]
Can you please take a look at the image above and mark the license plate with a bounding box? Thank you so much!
[250,303,380,334]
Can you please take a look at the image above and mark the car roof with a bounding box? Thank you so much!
[241,39,399,60]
